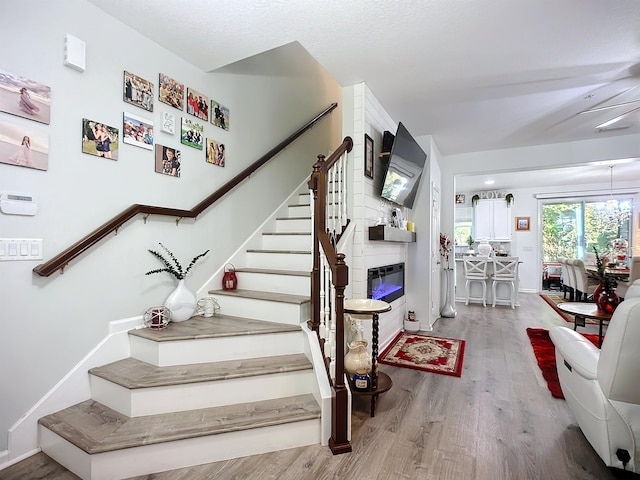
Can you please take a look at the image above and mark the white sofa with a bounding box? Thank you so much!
[550,296,640,472]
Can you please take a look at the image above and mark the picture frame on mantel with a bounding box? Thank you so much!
[516,216,530,231]
[364,133,374,179]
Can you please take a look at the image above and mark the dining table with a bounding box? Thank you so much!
[584,265,630,282]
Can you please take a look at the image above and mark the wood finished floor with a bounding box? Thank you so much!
[3,292,638,480]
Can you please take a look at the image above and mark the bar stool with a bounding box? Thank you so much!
[463,256,490,306]
[492,256,519,308]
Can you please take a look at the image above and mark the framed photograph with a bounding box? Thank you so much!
[82,118,119,160]
[123,112,153,150]
[0,69,51,124]
[364,133,374,179]
[155,144,181,177]
[180,117,204,150]
[516,216,530,231]
[206,138,225,167]
[161,111,175,134]
[186,87,209,122]
[211,100,229,130]
[0,120,49,170]
[158,73,184,110]
[123,71,154,112]
[455,194,465,204]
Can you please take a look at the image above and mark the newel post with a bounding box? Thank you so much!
[329,253,352,454]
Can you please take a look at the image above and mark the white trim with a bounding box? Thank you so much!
[196,177,311,298]
[0,448,40,471]
[535,187,638,199]
[4,316,139,464]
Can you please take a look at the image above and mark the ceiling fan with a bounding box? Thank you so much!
[577,81,640,131]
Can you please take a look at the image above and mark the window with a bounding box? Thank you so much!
[542,197,631,262]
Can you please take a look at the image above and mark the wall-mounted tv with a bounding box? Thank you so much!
[379,122,427,209]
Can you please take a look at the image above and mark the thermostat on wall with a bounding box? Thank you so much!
[0,193,38,216]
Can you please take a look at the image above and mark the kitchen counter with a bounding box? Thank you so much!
[453,257,521,306]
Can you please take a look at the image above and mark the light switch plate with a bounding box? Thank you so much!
[0,238,43,261]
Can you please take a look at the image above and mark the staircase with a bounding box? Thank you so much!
[36,187,326,480]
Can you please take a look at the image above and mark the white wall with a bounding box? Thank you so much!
[407,136,442,329]
[343,83,408,350]
[0,0,342,454]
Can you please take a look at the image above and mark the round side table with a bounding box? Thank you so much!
[344,299,392,416]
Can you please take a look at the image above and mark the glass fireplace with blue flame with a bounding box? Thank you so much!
[367,263,405,303]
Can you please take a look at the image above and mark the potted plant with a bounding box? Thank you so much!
[593,246,619,313]
[466,235,474,253]
[471,194,480,207]
[505,193,514,206]
[146,243,210,322]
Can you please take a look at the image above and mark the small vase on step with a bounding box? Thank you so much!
[144,242,209,323]
[165,279,197,322]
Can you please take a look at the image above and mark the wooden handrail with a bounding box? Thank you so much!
[33,103,338,277]
[308,136,353,455]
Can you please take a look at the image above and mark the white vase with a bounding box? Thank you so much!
[164,279,196,322]
[441,268,457,318]
[477,239,492,257]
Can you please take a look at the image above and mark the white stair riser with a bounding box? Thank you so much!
[216,295,309,324]
[276,218,311,233]
[262,234,311,251]
[237,271,310,296]
[40,418,321,480]
[287,205,311,217]
[90,370,317,417]
[297,193,310,204]
[129,331,305,366]
[247,251,311,270]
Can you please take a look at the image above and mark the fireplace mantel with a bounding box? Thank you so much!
[368,226,416,243]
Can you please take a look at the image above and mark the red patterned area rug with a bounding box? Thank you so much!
[378,332,465,377]
[526,327,599,399]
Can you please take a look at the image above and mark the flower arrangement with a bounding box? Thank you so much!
[146,243,209,280]
[440,233,453,267]
[593,246,616,293]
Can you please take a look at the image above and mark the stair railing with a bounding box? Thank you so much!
[307,136,353,455]
[32,103,338,277]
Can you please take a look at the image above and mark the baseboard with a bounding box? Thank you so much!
[5,316,141,463]
[0,448,39,471]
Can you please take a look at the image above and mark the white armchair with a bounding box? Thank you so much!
[550,298,640,472]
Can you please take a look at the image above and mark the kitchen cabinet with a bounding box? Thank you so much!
[474,199,511,240]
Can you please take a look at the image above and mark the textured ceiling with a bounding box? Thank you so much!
[88,0,640,186]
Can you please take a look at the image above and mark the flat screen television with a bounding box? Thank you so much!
[379,122,427,209]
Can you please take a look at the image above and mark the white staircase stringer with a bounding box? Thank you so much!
[197,177,312,299]
[301,323,350,445]
[4,316,139,467]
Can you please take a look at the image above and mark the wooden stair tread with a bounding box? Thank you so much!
[275,216,311,220]
[234,267,309,276]
[208,288,310,304]
[246,248,311,254]
[39,395,320,454]
[89,354,312,389]
[129,314,300,342]
[261,232,310,236]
